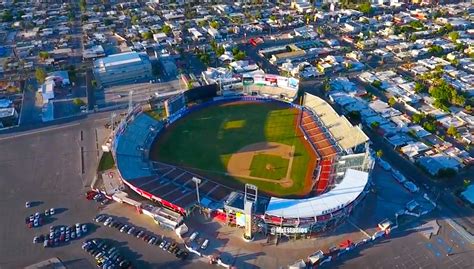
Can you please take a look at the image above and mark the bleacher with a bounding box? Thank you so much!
[303,94,368,152]
[115,113,163,180]
[315,159,333,194]
[300,110,338,160]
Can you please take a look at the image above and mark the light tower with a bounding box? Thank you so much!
[243,183,258,242]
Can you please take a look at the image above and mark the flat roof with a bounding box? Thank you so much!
[265,169,369,219]
[97,52,144,68]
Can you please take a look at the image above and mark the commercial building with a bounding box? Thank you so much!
[93,52,152,87]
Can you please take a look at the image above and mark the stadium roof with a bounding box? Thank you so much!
[304,94,368,150]
[265,169,369,219]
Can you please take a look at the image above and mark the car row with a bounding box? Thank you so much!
[35,223,89,248]
[86,192,110,206]
[25,207,56,228]
[189,231,209,250]
[94,215,188,260]
[82,239,132,269]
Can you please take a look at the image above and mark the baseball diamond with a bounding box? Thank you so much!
[150,101,317,197]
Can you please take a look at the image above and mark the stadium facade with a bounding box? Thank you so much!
[111,74,374,237]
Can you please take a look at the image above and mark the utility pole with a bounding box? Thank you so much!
[192,177,201,206]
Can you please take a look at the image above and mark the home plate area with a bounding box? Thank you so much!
[226,142,295,188]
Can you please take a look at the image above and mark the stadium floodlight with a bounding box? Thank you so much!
[192,177,202,205]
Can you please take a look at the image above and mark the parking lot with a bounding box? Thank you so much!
[0,116,211,269]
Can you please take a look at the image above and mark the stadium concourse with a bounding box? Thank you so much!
[111,76,374,237]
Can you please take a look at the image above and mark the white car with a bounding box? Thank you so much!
[104,217,113,226]
[25,201,31,208]
[201,239,209,250]
[49,208,55,215]
[189,232,199,242]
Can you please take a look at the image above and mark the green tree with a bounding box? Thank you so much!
[423,122,436,133]
[162,25,172,34]
[199,52,211,66]
[448,31,459,42]
[447,125,458,137]
[412,113,424,124]
[35,67,47,84]
[210,21,220,29]
[198,20,207,27]
[371,80,382,89]
[1,10,13,22]
[414,82,427,93]
[409,20,424,29]
[269,15,277,21]
[231,47,240,56]
[38,51,50,60]
[79,0,87,12]
[370,121,380,129]
[141,31,153,40]
[358,2,373,15]
[234,51,246,61]
[429,45,444,56]
[73,98,86,106]
[388,97,396,107]
[376,149,383,158]
[131,15,139,25]
[216,46,225,57]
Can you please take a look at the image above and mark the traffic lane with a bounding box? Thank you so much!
[0,124,99,268]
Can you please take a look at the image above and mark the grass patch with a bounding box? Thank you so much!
[249,154,289,180]
[150,102,313,196]
[224,120,246,130]
[98,151,115,172]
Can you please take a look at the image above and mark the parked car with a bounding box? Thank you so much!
[201,239,209,250]
[136,230,145,239]
[81,224,88,233]
[127,226,135,235]
[120,225,129,233]
[403,181,419,193]
[25,201,32,208]
[104,217,113,226]
[378,159,391,171]
[159,240,167,249]
[189,232,199,242]
[49,208,55,215]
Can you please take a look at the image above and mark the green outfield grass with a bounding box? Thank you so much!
[249,154,289,180]
[150,102,314,196]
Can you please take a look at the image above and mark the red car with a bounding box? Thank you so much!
[86,191,97,200]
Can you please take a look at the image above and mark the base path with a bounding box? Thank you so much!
[227,142,295,188]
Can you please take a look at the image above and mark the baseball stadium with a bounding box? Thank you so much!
[110,74,374,237]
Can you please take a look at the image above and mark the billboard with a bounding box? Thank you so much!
[242,74,299,90]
